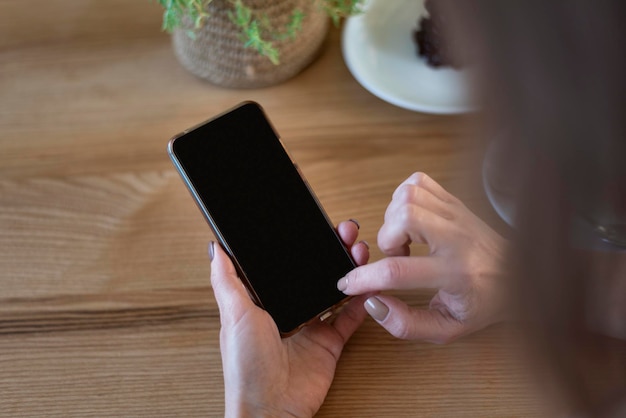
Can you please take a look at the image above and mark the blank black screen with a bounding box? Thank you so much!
[170,102,355,334]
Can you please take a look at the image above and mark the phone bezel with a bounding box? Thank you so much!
[167,101,354,336]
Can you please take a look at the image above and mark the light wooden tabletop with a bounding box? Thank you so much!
[0,1,545,416]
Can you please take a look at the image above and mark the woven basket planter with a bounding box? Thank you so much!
[172,0,330,88]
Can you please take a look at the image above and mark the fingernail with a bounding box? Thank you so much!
[349,218,360,229]
[337,277,347,292]
[358,240,370,250]
[208,241,215,261]
[365,297,389,322]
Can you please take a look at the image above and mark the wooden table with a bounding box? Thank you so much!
[0,1,544,416]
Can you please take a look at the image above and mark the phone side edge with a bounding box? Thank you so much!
[253,106,359,336]
[166,137,266,312]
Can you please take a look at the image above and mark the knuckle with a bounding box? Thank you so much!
[345,269,361,291]
[455,256,481,285]
[376,226,389,251]
[396,178,429,206]
[410,171,429,185]
[392,320,415,340]
[447,194,465,209]
[345,265,374,293]
[379,307,415,340]
[394,184,415,204]
[433,311,466,344]
[396,204,420,228]
[377,227,399,254]
[378,258,404,287]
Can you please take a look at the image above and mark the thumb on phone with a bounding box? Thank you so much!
[209,241,257,326]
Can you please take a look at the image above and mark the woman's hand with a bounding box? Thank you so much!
[210,220,370,418]
[337,172,510,344]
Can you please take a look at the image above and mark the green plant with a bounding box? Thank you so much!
[156,0,363,65]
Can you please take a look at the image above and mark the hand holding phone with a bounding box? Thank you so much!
[168,101,359,335]
[210,219,369,416]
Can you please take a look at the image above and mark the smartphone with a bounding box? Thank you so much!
[167,101,355,336]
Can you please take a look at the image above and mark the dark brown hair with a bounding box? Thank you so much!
[441,1,626,415]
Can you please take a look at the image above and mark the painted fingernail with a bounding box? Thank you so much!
[348,218,360,229]
[337,277,347,292]
[208,241,215,261]
[365,297,389,322]
[358,240,370,250]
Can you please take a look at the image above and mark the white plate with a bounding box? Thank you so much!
[341,0,475,114]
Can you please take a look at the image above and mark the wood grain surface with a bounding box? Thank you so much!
[0,1,545,416]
